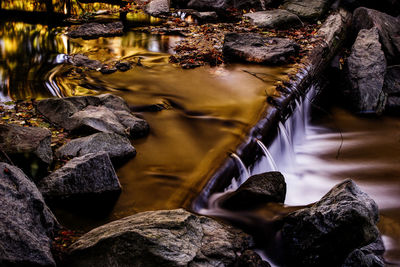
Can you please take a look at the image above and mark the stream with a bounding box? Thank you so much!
[1,11,399,265]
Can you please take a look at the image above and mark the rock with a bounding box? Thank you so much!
[345,27,387,114]
[69,54,103,70]
[317,8,352,49]
[223,33,299,64]
[229,0,274,11]
[383,65,400,110]
[38,153,121,202]
[281,179,380,267]
[56,133,136,163]
[341,0,400,17]
[343,235,385,267]
[100,65,117,74]
[67,22,124,39]
[67,209,253,267]
[0,124,52,179]
[234,250,271,267]
[283,0,333,21]
[35,94,149,138]
[146,0,170,17]
[0,163,58,266]
[115,61,131,72]
[220,172,286,210]
[244,10,303,29]
[353,7,400,64]
[197,11,218,22]
[187,0,228,12]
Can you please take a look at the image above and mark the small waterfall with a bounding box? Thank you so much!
[230,153,249,186]
[278,122,296,170]
[256,139,278,171]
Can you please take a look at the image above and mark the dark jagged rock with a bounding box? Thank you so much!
[0,163,58,267]
[341,0,400,18]
[0,124,52,179]
[67,22,124,39]
[56,132,136,163]
[220,172,286,210]
[244,10,303,29]
[223,33,299,64]
[343,236,385,267]
[281,179,380,267]
[67,209,253,267]
[38,152,121,202]
[100,65,117,74]
[353,7,400,64]
[35,94,149,138]
[345,27,387,114]
[383,65,400,110]
[283,0,333,21]
[146,0,170,16]
[115,61,132,72]
[234,250,271,267]
[187,0,273,12]
[69,54,103,70]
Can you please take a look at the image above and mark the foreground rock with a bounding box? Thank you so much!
[38,153,121,202]
[244,10,302,29]
[345,27,387,114]
[353,7,400,64]
[281,179,380,267]
[0,124,52,178]
[68,54,103,70]
[283,0,332,21]
[67,209,255,266]
[67,22,124,39]
[35,94,149,138]
[0,163,58,266]
[383,65,400,111]
[220,172,286,210]
[223,33,299,64]
[343,236,385,267]
[56,132,136,163]
[146,0,170,17]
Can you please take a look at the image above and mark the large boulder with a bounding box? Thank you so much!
[0,124,52,179]
[220,172,286,210]
[243,9,302,29]
[283,0,333,21]
[0,163,58,266]
[38,152,121,203]
[341,0,400,17]
[383,65,400,111]
[223,33,299,64]
[280,179,380,267]
[35,94,149,138]
[56,132,136,163]
[353,7,400,64]
[67,209,254,266]
[343,236,385,267]
[67,22,124,39]
[146,0,170,17]
[345,27,387,114]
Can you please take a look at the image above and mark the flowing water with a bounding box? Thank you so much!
[1,8,400,264]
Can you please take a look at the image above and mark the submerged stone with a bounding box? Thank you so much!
[67,22,124,39]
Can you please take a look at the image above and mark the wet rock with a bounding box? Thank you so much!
[67,209,253,267]
[100,65,117,74]
[56,132,136,163]
[341,0,400,18]
[69,54,103,70]
[146,0,170,17]
[353,7,400,64]
[38,153,121,202]
[345,27,387,114]
[220,172,286,210]
[223,33,299,64]
[187,0,228,12]
[0,124,52,179]
[115,61,131,72]
[35,94,149,138]
[244,9,302,29]
[317,8,352,49]
[67,22,124,39]
[229,0,274,11]
[383,65,400,111]
[343,236,385,267]
[197,11,218,22]
[0,163,58,266]
[281,179,380,267]
[283,0,333,21]
[234,250,271,267]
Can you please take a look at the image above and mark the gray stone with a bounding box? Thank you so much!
[67,22,124,39]
[0,163,58,266]
[197,11,218,22]
[317,8,352,49]
[353,7,400,64]
[383,65,400,110]
[223,33,299,64]
[281,179,380,267]
[244,10,302,29]
[69,54,103,70]
[67,209,253,267]
[342,250,384,267]
[234,250,271,267]
[220,172,286,210]
[187,0,273,12]
[345,27,387,114]
[113,110,150,138]
[283,0,333,21]
[56,132,136,163]
[146,0,170,16]
[38,153,121,201]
